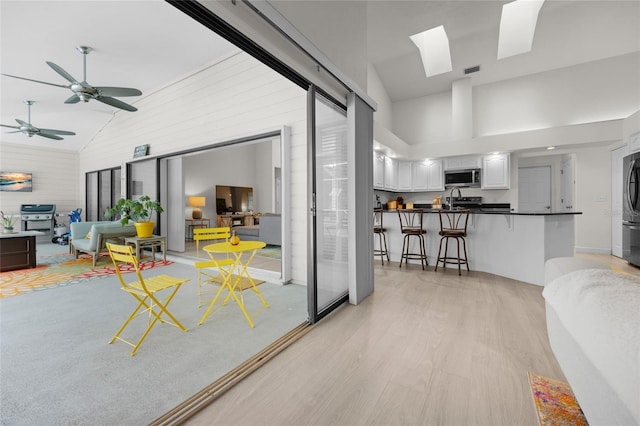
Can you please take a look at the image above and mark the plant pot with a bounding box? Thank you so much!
[3,226,14,234]
[134,222,155,238]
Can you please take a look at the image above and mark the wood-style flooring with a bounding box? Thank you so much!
[182,254,628,425]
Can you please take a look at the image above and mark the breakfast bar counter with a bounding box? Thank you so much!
[379,209,581,285]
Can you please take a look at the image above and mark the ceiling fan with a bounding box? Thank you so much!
[1,46,142,112]
[0,100,76,140]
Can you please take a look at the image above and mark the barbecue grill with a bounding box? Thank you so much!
[21,204,56,238]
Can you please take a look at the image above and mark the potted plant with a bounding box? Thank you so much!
[1,211,17,233]
[105,195,164,238]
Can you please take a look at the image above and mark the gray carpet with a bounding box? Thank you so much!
[0,244,307,425]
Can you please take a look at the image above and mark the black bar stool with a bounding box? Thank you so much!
[373,209,389,264]
[435,209,470,275]
[397,208,428,270]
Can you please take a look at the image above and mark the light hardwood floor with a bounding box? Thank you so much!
[184,254,610,425]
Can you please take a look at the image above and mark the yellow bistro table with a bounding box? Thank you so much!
[199,240,269,328]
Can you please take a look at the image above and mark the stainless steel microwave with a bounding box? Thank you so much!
[444,168,481,188]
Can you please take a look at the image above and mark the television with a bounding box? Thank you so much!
[0,171,33,192]
[216,185,253,213]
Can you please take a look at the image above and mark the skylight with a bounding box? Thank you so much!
[410,25,452,77]
[497,0,545,60]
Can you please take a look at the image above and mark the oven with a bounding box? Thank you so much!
[21,204,56,239]
[623,152,640,266]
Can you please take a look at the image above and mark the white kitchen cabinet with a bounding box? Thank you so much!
[444,155,481,170]
[414,159,444,191]
[482,153,510,189]
[384,156,397,191]
[373,153,385,189]
[397,161,413,191]
[425,160,444,191]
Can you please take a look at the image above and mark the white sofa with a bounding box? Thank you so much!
[543,257,640,425]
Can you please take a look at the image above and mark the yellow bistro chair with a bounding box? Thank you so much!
[193,227,235,308]
[106,242,190,356]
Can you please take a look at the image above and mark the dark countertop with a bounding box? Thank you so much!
[380,206,582,216]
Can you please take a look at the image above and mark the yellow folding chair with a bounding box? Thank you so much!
[106,242,189,356]
[193,227,235,308]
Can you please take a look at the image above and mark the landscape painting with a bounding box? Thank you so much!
[0,172,33,192]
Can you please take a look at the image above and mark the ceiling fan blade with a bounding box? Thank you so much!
[0,124,20,130]
[15,118,29,127]
[35,132,64,141]
[65,94,81,104]
[46,61,78,84]
[7,130,23,134]
[96,87,142,97]
[38,128,76,136]
[96,96,138,112]
[1,73,69,89]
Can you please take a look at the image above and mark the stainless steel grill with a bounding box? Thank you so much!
[21,204,56,238]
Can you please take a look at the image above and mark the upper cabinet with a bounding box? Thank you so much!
[397,161,413,191]
[373,154,443,192]
[384,156,397,191]
[481,153,510,189]
[444,155,481,170]
[414,159,444,191]
[373,153,385,189]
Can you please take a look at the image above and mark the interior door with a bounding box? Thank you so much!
[308,88,349,323]
[518,166,551,212]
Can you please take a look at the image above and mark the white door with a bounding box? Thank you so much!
[612,146,626,257]
[561,157,574,211]
[518,166,551,212]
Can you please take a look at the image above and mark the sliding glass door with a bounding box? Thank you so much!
[308,88,349,323]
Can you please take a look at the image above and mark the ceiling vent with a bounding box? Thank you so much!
[464,65,481,75]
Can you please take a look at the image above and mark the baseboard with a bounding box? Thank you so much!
[574,247,611,254]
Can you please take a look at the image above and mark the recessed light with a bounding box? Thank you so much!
[547,146,556,150]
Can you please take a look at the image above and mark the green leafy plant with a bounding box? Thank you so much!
[105,195,164,225]
[1,211,17,228]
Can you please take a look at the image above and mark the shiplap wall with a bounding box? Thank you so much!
[0,143,79,218]
[79,51,309,283]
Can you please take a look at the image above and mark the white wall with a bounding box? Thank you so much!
[78,51,309,284]
[574,145,613,253]
[475,52,640,137]
[0,143,79,219]
[367,64,392,129]
[393,92,452,145]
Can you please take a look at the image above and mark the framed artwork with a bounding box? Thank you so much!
[0,171,32,192]
[133,144,149,158]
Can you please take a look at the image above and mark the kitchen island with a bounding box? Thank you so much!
[378,209,581,286]
[0,231,43,272]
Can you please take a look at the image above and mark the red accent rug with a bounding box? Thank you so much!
[0,253,173,298]
[528,372,589,426]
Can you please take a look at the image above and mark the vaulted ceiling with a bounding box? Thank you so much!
[1,1,638,152]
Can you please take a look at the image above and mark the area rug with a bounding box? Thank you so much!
[0,252,173,298]
[528,372,589,426]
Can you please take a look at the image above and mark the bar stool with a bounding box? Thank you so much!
[435,209,470,275]
[397,208,428,270]
[373,209,390,264]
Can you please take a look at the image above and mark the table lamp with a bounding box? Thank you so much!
[189,196,206,219]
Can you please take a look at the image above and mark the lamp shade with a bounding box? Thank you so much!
[189,196,206,219]
[188,196,206,207]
